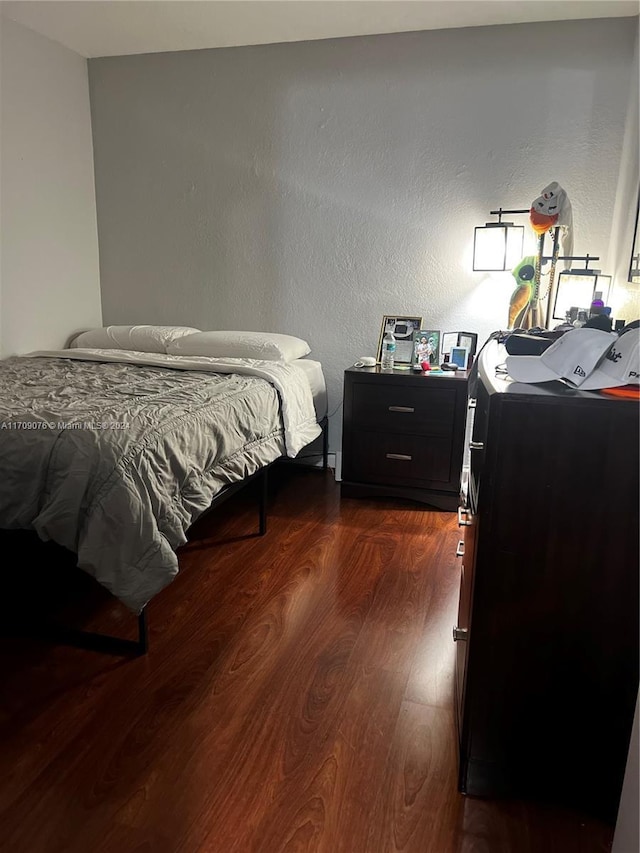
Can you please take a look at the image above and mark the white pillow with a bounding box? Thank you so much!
[168,331,311,362]
[69,325,201,354]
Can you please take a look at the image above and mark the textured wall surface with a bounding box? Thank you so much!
[609,24,639,320]
[89,18,635,450]
[612,692,640,853]
[1,19,102,357]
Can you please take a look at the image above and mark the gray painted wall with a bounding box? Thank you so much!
[1,18,102,356]
[89,18,636,450]
[612,692,639,853]
[609,23,639,320]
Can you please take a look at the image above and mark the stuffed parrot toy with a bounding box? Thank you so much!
[508,256,537,329]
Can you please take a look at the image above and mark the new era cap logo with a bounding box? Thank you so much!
[607,348,623,363]
[573,365,586,377]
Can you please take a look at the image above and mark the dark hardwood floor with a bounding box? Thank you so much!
[0,467,614,853]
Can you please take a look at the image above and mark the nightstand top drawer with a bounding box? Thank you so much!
[351,381,456,436]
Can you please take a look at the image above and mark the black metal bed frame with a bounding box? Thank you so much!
[26,416,330,657]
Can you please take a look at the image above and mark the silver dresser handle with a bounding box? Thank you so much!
[386,453,412,461]
[458,507,472,527]
[453,627,468,642]
[469,441,484,451]
[468,398,477,409]
[456,540,465,557]
[388,406,415,413]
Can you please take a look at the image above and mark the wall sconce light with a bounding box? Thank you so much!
[473,198,612,330]
[551,255,606,322]
[473,208,527,272]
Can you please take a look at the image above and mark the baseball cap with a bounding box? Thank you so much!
[505,328,618,387]
[580,328,640,390]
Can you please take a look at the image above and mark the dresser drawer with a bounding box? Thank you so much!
[351,382,456,437]
[346,431,453,487]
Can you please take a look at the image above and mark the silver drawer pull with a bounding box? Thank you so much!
[458,507,472,527]
[468,398,477,409]
[453,627,468,642]
[469,440,484,451]
[388,406,415,413]
[386,453,412,461]
[456,540,465,557]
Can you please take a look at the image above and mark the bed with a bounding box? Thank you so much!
[0,333,326,652]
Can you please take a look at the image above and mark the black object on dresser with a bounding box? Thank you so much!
[341,365,468,511]
[455,340,639,822]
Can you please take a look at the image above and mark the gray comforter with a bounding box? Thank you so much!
[0,351,320,611]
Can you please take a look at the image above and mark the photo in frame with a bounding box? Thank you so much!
[457,332,478,358]
[377,316,422,364]
[442,331,478,360]
[413,330,441,366]
[441,332,458,356]
[449,345,470,370]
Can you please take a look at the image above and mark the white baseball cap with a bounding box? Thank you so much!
[580,328,640,390]
[506,328,618,387]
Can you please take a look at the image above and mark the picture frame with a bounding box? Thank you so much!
[443,331,478,358]
[413,329,441,366]
[457,332,478,358]
[449,345,470,370]
[377,316,423,364]
[441,332,458,356]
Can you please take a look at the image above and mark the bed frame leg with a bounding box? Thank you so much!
[259,467,268,536]
[137,608,148,655]
[322,417,329,471]
[31,608,149,657]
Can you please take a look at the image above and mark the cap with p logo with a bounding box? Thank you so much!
[506,329,618,387]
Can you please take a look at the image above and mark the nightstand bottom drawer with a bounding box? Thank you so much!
[346,431,452,488]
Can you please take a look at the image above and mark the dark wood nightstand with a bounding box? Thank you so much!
[340,365,469,511]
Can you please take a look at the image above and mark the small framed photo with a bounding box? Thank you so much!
[457,332,478,358]
[441,332,458,356]
[443,331,478,358]
[449,345,470,370]
[413,330,441,366]
[377,316,422,364]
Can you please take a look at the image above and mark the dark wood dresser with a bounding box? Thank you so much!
[455,340,639,822]
[340,365,468,510]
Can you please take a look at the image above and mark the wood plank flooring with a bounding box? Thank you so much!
[0,467,614,852]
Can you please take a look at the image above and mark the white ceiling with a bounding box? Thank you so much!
[2,0,638,59]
